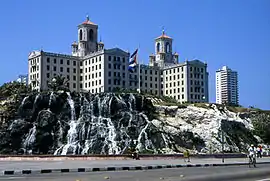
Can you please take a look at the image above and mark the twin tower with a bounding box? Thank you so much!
[71,16,179,68]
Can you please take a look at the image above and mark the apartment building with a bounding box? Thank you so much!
[216,66,239,105]
[28,16,209,103]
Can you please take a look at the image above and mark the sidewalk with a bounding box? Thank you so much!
[1,157,270,176]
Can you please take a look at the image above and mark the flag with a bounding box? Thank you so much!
[128,49,138,72]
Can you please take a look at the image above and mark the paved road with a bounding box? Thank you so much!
[0,164,269,181]
[1,157,269,171]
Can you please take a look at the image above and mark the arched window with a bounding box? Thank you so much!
[157,43,160,52]
[89,29,94,41]
[79,29,83,41]
[166,42,170,53]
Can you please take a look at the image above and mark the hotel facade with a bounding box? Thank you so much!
[28,16,209,103]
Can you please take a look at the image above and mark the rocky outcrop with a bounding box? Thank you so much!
[0,92,266,155]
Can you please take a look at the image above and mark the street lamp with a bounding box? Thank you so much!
[221,129,225,163]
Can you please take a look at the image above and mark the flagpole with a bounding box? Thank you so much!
[138,45,141,94]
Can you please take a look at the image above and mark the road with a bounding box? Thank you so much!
[0,164,269,181]
[1,157,269,171]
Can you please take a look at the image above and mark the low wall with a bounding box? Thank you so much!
[0,153,248,161]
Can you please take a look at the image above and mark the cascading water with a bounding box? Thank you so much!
[7,92,164,155]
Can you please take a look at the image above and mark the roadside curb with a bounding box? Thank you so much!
[1,161,270,176]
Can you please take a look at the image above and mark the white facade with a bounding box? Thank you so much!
[216,66,239,105]
[28,17,209,103]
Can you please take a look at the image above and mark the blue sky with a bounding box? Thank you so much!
[0,0,269,109]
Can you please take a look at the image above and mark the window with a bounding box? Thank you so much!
[99,64,101,69]
[79,29,83,40]
[182,94,184,99]
[109,56,111,61]
[80,76,83,81]
[47,73,50,78]
[73,76,76,81]
[73,83,76,89]
[150,70,152,74]
[109,72,111,76]
[191,94,193,99]
[73,68,76,73]
[47,65,50,71]
[157,42,160,52]
[190,67,192,71]
[67,68,70,73]
[80,84,82,89]
[190,73,193,78]
[122,65,125,70]
[67,75,70,80]
[60,67,63,72]
[191,80,193,85]
[150,77,152,81]
[53,66,56,71]
[145,70,147,74]
[155,77,157,81]
[67,60,70,65]
[99,80,101,84]
[47,58,50,63]
[108,63,111,69]
[182,87,184,92]
[80,69,83,73]
[85,75,87,80]
[122,57,125,63]
[201,74,204,79]
[89,29,94,41]
[60,59,63,64]
[191,87,193,92]
[73,61,76,66]
[99,72,101,76]
[85,68,87,73]
[54,59,56,64]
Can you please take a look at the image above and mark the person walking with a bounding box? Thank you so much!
[184,149,190,162]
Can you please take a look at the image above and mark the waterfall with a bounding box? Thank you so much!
[66,92,76,120]
[48,92,54,108]
[15,92,159,155]
[23,125,37,154]
[21,96,28,106]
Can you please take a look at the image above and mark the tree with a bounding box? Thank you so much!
[47,74,69,92]
[252,113,270,144]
